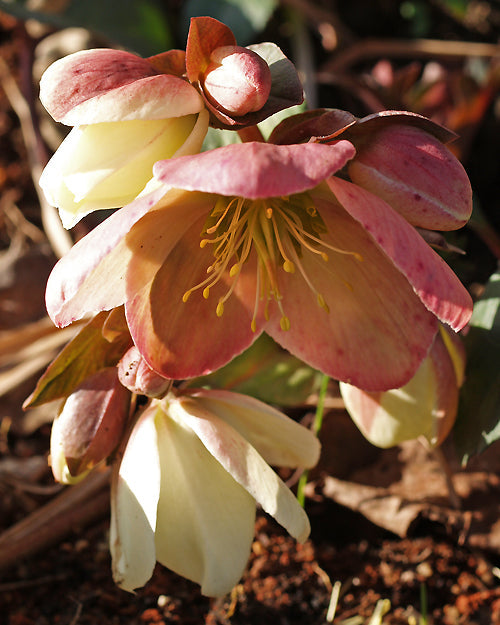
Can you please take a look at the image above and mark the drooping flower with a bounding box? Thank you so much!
[39,47,209,228]
[340,324,466,448]
[45,132,473,392]
[110,388,320,597]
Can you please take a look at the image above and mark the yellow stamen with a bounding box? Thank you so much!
[182,192,362,330]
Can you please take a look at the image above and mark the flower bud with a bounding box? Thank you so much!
[340,325,466,448]
[39,48,209,228]
[203,45,272,116]
[348,124,472,230]
[118,346,171,398]
[50,367,130,483]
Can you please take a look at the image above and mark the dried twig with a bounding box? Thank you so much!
[0,49,72,258]
[0,468,110,573]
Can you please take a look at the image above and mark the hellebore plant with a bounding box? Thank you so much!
[38,17,303,228]
[340,324,466,448]
[28,307,320,597]
[110,389,320,596]
[46,119,473,392]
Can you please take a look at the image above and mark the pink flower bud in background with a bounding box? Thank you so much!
[348,124,472,230]
[203,45,272,116]
[50,367,130,483]
[118,346,171,398]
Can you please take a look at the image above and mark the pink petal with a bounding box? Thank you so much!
[328,177,472,331]
[347,124,472,230]
[153,141,355,199]
[265,196,439,391]
[45,185,170,326]
[126,214,262,379]
[40,49,203,125]
[40,49,157,120]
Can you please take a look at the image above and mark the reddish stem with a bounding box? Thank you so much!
[237,125,266,143]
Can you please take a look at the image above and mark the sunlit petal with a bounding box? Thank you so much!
[40,49,203,124]
[171,396,312,543]
[154,406,256,597]
[45,184,170,326]
[110,406,160,592]
[182,388,320,468]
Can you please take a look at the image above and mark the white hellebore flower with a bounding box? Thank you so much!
[39,48,209,228]
[110,389,320,597]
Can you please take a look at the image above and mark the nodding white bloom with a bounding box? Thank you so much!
[39,48,208,228]
[110,389,320,597]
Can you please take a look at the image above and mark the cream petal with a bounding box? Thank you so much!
[182,389,320,468]
[154,406,256,597]
[110,405,160,592]
[171,396,312,543]
[63,118,198,200]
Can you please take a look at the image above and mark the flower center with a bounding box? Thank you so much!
[182,194,362,331]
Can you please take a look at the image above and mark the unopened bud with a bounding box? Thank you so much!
[50,367,130,483]
[118,346,171,398]
[348,124,472,230]
[203,45,272,116]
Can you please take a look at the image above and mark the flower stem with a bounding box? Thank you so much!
[297,373,329,507]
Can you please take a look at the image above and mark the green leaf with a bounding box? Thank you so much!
[25,311,132,408]
[187,334,322,406]
[454,272,500,463]
[0,0,172,56]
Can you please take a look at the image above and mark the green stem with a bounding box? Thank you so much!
[297,373,329,507]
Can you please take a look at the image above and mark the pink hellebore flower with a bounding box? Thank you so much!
[39,48,209,228]
[110,389,320,597]
[340,325,466,448]
[46,138,472,391]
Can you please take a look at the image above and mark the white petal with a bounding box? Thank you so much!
[171,397,312,543]
[110,405,160,592]
[184,389,320,468]
[154,408,256,597]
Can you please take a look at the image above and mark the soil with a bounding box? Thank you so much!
[1,4,500,625]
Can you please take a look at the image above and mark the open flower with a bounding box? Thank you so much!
[46,136,472,391]
[340,324,466,448]
[39,47,209,228]
[110,389,320,596]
